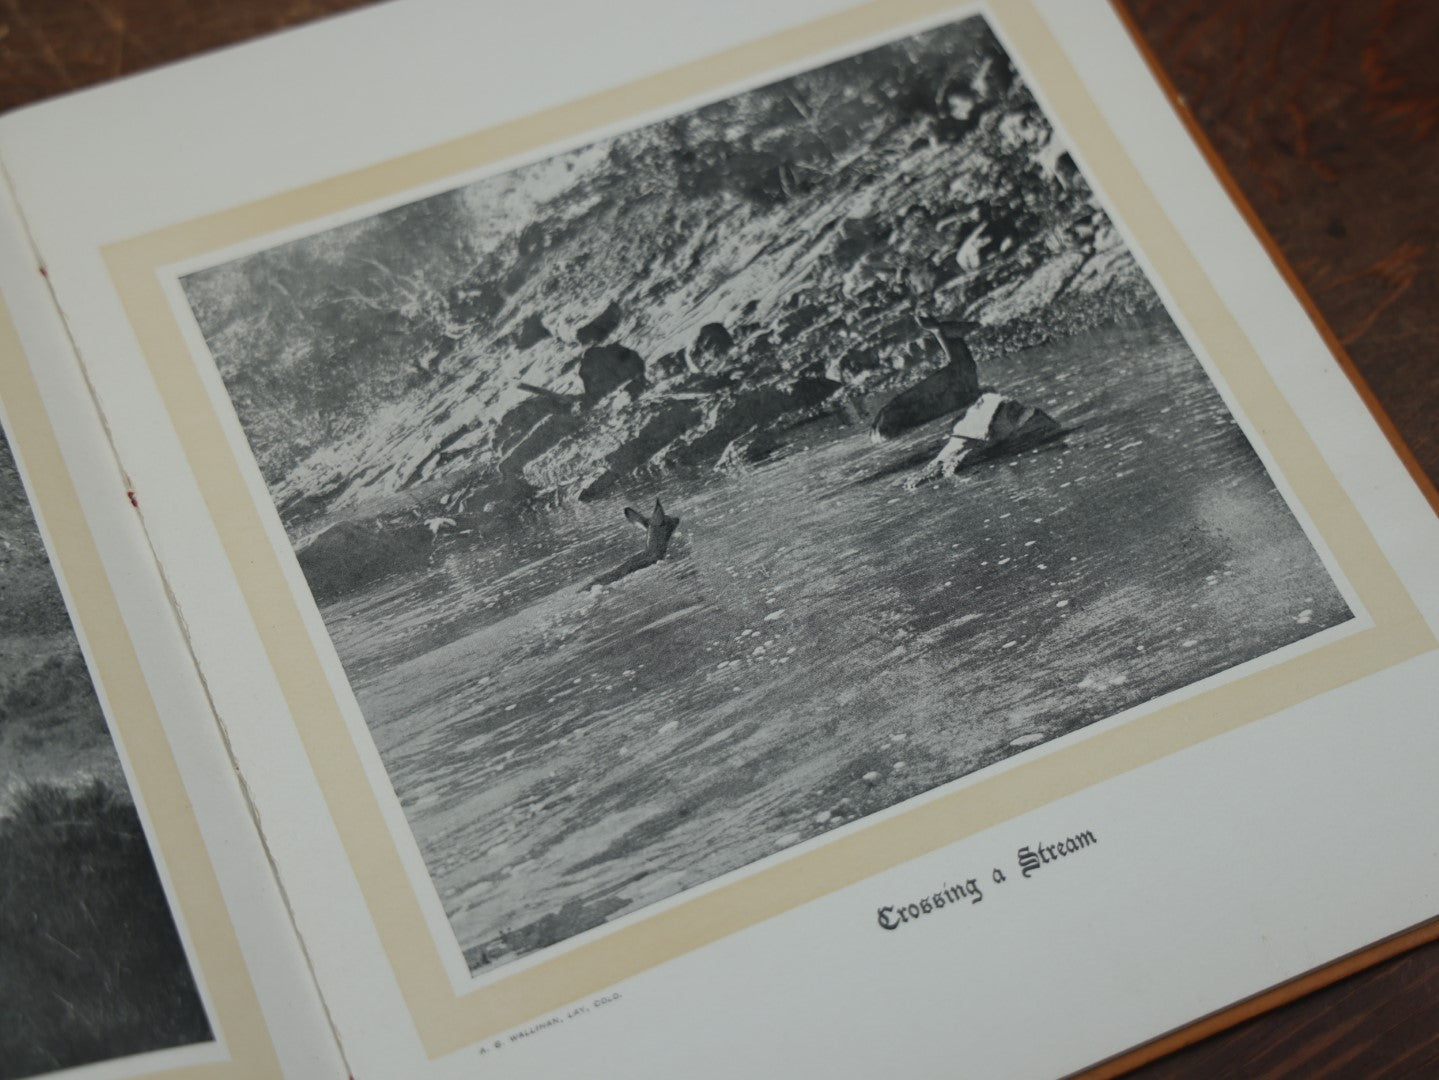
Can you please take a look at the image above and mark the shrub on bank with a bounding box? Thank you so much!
[0,780,211,1079]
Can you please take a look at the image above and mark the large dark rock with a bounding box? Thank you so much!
[790,374,844,408]
[579,344,647,402]
[777,302,828,339]
[831,216,890,263]
[576,301,622,345]
[513,312,550,349]
[687,322,735,371]
[654,350,688,379]
[741,330,778,368]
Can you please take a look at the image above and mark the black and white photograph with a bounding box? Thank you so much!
[180,14,1351,975]
[0,428,210,1079]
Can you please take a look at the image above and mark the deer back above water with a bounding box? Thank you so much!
[871,314,984,441]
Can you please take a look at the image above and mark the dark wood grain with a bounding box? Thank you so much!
[1121,0,1439,499]
[1,1,1435,1076]
[1113,0,1439,1072]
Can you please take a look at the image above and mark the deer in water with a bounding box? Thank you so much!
[586,498,681,589]
[870,313,984,442]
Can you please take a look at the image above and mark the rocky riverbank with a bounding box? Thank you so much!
[185,19,1161,602]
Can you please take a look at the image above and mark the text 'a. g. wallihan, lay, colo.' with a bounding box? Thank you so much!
[876,829,1097,931]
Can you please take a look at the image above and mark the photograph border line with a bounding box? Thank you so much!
[0,297,285,1080]
[100,0,1435,1057]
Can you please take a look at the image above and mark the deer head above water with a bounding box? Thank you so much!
[913,312,983,364]
[586,499,681,589]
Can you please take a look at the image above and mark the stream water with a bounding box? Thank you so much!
[320,319,1350,970]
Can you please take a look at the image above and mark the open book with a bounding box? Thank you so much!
[2,1,1437,1077]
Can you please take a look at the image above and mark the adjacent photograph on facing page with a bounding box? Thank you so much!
[176,13,1352,976]
[0,423,212,1080]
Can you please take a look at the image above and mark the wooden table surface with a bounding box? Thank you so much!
[2,1,1435,1076]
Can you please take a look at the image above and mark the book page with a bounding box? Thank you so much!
[0,187,343,1079]
[1,1,1436,1076]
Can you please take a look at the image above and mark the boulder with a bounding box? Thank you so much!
[579,343,646,402]
[778,302,827,337]
[576,301,622,345]
[513,312,550,349]
[654,350,688,379]
[831,215,890,263]
[688,322,735,371]
[742,330,778,368]
[789,374,844,409]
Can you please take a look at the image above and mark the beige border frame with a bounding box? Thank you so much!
[0,299,284,1079]
[98,0,1435,1059]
